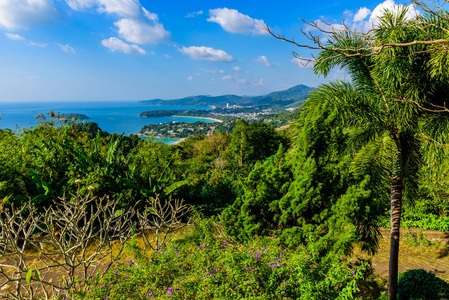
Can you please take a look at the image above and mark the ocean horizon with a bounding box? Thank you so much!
[0,101,214,136]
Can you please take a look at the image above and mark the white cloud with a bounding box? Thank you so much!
[101,37,146,54]
[290,58,313,68]
[367,0,418,29]
[5,33,48,47]
[255,55,272,67]
[57,43,77,54]
[65,0,145,17]
[0,0,57,30]
[29,41,48,47]
[164,54,171,58]
[65,0,170,46]
[348,0,419,33]
[179,46,234,62]
[208,8,267,35]
[232,66,241,71]
[234,75,246,84]
[65,0,96,10]
[253,78,263,86]
[221,75,232,80]
[114,17,170,45]
[219,70,224,73]
[186,10,203,18]
[5,33,25,41]
[343,9,353,19]
[353,7,371,22]
[97,0,141,17]
[187,75,193,80]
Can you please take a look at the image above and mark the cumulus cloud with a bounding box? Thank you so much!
[57,43,76,54]
[97,0,141,17]
[65,0,170,46]
[255,55,272,67]
[187,75,193,80]
[208,8,267,35]
[221,75,231,80]
[101,37,146,54]
[186,10,203,18]
[232,66,241,71]
[5,33,25,40]
[368,0,418,28]
[350,0,419,32]
[219,70,225,73]
[65,0,96,10]
[353,7,371,22]
[179,46,234,62]
[114,17,169,45]
[66,0,142,17]
[0,0,57,30]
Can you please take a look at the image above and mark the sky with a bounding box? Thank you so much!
[0,0,419,102]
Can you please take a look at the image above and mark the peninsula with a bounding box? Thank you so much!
[59,113,90,120]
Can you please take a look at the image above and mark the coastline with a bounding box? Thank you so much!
[140,136,184,145]
[172,115,223,123]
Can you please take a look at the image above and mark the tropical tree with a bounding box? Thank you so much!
[271,9,449,299]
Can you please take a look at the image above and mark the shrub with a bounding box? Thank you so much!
[398,269,449,300]
[67,220,369,300]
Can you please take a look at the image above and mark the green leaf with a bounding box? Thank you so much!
[34,269,40,282]
[26,269,32,285]
[161,180,189,197]
[30,169,43,189]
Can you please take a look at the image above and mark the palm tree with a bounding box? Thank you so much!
[306,9,449,299]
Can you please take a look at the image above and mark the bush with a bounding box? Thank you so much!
[67,219,369,300]
[398,269,449,299]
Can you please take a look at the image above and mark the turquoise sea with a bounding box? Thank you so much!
[0,101,214,138]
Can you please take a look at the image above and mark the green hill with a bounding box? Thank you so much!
[138,84,314,108]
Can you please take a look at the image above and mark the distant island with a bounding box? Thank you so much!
[59,113,90,120]
[138,84,314,108]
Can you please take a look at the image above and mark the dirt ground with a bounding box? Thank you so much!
[355,228,449,281]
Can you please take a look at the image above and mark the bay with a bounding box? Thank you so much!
[0,101,214,136]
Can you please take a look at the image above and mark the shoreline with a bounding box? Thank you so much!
[139,135,184,145]
[172,115,223,123]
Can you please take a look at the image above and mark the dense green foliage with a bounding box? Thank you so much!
[0,116,288,215]
[65,220,368,300]
[397,269,449,300]
[222,99,386,256]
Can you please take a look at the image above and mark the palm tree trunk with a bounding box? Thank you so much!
[389,177,403,300]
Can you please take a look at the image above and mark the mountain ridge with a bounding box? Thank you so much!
[138,84,314,108]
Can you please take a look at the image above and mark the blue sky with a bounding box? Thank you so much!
[0,0,419,102]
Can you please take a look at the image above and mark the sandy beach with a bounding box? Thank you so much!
[172,116,223,123]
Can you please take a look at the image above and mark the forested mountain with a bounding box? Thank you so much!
[139,84,314,108]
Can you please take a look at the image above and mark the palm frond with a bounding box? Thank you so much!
[306,80,385,128]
